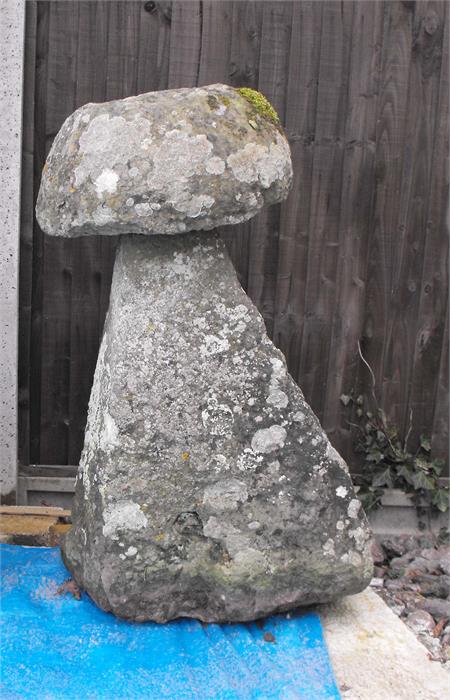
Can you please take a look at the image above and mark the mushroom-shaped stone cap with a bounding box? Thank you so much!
[36,84,292,237]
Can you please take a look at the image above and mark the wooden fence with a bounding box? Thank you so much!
[19,0,449,476]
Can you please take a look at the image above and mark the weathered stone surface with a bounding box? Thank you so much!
[62,232,373,623]
[36,84,292,238]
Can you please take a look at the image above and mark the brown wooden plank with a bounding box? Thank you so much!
[228,0,264,89]
[39,1,80,464]
[197,0,233,85]
[18,1,38,467]
[321,1,384,460]
[409,1,449,460]
[361,1,415,424]
[245,1,293,339]
[29,0,50,464]
[220,1,265,288]
[272,0,324,380]
[105,1,141,101]
[431,310,449,462]
[168,0,202,88]
[0,505,71,517]
[378,1,445,445]
[137,1,171,93]
[75,1,109,104]
[297,0,355,422]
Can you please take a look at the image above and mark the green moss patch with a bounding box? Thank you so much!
[235,87,280,125]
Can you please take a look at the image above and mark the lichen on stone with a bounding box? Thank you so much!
[235,87,280,125]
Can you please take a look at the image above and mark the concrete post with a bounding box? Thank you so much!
[0,0,25,503]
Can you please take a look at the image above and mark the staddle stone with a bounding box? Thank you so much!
[36,84,373,623]
[36,84,291,237]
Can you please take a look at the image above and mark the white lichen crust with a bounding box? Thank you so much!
[36,84,292,238]
[62,233,373,623]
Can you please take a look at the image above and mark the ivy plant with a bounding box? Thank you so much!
[341,344,448,517]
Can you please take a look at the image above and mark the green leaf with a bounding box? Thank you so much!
[376,430,387,444]
[397,465,416,486]
[357,490,381,512]
[366,449,384,463]
[419,435,431,453]
[430,459,445,475]
[340,394,352,406]
[411,471,435,491]
[392,449,409,464]
[432,489,449,513]
[372,467,394,489]
[414,457,431,472]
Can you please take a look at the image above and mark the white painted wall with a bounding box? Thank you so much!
[0,0,25,502]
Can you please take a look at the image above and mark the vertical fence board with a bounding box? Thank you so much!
[220,1,265,287]
[432,313,449,459]
[409,1,449,449]
[198,1,233,85]
[272,0,323,380]
[361,1,414,422]
[380,1,445,443]
[105,1,141,100]
[245,1,293,337]
[29,1,50,464]
[168,1,202,88]
[39,1,80,464]
[18,1,37,467]
[137,2,171,93]
[297,1,355,421]
[321,1,384,458]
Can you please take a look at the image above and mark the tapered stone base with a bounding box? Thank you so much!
[62,232,373,622]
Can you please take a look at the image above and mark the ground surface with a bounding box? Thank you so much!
[370,534,450,668]
[1,512,449,698]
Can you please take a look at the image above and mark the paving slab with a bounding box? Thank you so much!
[320,588,450,700]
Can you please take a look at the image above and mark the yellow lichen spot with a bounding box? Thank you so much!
[146,322,155,333]
[69,186,76,193]
[236,87,280,125]
[181,451,190,462]
[108,195,120,208]
[154,533,165,542]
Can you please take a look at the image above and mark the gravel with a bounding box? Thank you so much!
[370,533,450,667]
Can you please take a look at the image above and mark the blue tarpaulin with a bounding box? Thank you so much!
[1,544,340,699]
